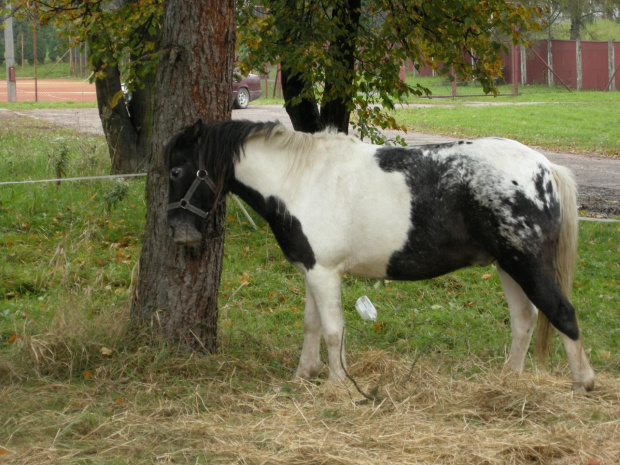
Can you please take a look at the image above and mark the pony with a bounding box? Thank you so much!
[166,119,595,392]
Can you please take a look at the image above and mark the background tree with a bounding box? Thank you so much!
[237,0,544,141]
[7,0,163,174]
[535,0,620,40]
[0,19,3,66]
[566,0,599,39]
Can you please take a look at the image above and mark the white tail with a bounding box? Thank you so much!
[534,164,579,364]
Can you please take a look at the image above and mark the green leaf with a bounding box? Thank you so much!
[110,90,124,109]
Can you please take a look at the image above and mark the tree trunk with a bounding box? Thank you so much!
[280,66,323,133]
[95,61,152,174]
[280,0,361,135]
[319,0,361,133]
[130,0,235,352]
[569,18,582,40]
[568,1,585,40]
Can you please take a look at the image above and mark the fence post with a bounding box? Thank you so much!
[530,44,572,92]
[520,44,527,86]
[276,62,281,99]
[576,38,582,91]
[32,7,38,102]
[450,65,456,97]
[512,41,518,95]
[3,2,18,102]
[547,39,553,86]
[609,40,616,92]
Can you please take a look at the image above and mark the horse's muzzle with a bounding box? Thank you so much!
[169,224,203,246]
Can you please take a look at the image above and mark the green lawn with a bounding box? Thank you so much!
[394,93,620,156]
[2,57,86,80]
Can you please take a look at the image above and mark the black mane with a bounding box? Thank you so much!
[201,120,280,191]
[166,119,282,196]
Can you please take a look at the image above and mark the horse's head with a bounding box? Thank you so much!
[166,120,219,246]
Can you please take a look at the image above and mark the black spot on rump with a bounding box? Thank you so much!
[546,179,554,196]
[533,164,550,202]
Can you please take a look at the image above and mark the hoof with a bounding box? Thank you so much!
[572,378,595,393]
[327,369,347,382]
[295,363,323,380]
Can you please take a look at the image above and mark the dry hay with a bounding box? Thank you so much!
[1,347,618,465]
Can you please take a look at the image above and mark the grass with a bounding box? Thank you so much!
[0,101,97,111]
[1,111,619,464]
[539,18,620,41]
[402,75,620,102]
[2,58,87,81]
[0,116,144,327]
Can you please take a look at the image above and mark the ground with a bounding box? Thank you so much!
[1,105,618,215]
[1,105,618,464]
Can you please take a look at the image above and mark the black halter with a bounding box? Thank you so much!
[167,143,218,219]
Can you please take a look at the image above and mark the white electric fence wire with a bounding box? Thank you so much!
[0,173,147,186]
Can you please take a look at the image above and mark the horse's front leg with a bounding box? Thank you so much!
[296,284,323,379]
[303,266,346,381]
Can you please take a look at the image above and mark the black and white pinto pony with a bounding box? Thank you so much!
[166,120,595,392]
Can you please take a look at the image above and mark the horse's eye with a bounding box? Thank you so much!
[170,167,183,180]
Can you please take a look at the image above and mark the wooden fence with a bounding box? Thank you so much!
[414,39,619,93]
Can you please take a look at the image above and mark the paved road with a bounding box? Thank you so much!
[7,105,619,215]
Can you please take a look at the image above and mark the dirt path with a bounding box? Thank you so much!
[4,105,619,215]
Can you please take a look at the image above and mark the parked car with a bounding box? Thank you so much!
[233,71,262,109]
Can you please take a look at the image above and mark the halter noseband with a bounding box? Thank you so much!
[167,142,219,219]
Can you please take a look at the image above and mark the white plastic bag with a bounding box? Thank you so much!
[355,295,377,321]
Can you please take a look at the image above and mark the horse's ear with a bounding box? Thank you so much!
[191,119,203,138]
[177,119,204,146]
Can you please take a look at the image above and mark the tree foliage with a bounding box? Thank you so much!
[237,0,544,141]
[7,0,162,91]
[2,0,164,174]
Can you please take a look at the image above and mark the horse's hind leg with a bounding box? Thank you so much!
[498,260,595,391]
[303,266,346,381]
[498,265,538,372]
[559,333,595,392]
[296,285,323,379]
[526,277,594,391]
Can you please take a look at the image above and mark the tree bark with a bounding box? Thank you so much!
[280,66,323,133]
[319,0,361,133]
[569,18,583,40]
[130,0,235,352]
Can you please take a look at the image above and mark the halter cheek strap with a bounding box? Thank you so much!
[167,141,219,219]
